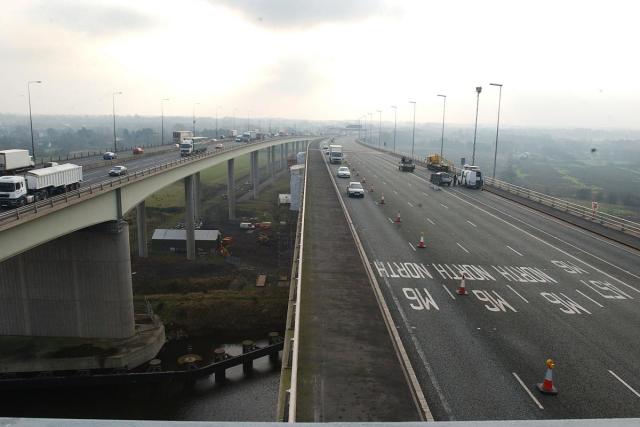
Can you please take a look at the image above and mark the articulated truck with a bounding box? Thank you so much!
[0,163,83,208]
[0,149,35,175]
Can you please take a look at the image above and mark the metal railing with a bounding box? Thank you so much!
[0,137,308,231]
[484,177,640,237]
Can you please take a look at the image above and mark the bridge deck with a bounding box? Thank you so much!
[295,145,420,422]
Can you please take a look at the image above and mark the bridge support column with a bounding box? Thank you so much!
[184,175,196,260]
[285,143,289,169]
[194,172,201,220]
[270,146,276,180]
[227,158,236,220]
[0,221,135,338]
[251,150,259,200]
[136,201,148,258]
[280,145,284,170]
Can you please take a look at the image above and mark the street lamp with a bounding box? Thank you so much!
[437,94,447,158]
[390,106,397,153]
[192,102,200,137]
[367,112,373,142]
[161,98,169,145]
[472,86,482,165]
[409,100,416,158]
[112,91,122,153]
[27,80,42,163]
[490,83,503,178]
[376,110,382,147]
[359,115,366,140]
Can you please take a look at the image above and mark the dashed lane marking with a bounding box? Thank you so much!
[466,220,477,228]
[576,289,604,308]
[440,203,448,209]
[442,285,456,300]
[507,285,529,303]
[422,192,429,197]
[408,202,414,208]
[609,370,640,399]
[409,243,417,252]
[393,190,398,195]
[457,243,470,253]
[512,372,544,410]
[388,218,393,223]
[507,246,524,257]
[427,218,435,225]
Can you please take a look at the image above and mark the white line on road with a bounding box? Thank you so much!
[442,285,456,300]
[387,218,393,223]
[507,285,529,303]
[408,202,414,208]
[512,372,544,410]
[409,243,416,251]
[609,370,640,399]
[393,190,398,195]
[466,220,477,228]
[576,289,604,308]
[507,245,524,256]
[457,243,470,253]
[440,203,449,209]
[427,218,435,225]
[383,181,387,185]
[422,192,429,197]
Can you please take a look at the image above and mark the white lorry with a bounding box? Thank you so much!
[0,149,35,175]
[329,145,343,164]
[0,163,83,208]
[180,137,208,157]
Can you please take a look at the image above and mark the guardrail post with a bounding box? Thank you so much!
[242,340,254,375]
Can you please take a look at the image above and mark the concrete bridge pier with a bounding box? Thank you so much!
[285,143,289,168]
[0,220,135,338]
[194,172,201,220]
[280,145,285,170]
[270,145,276,180]
[251,150,259,200]
[136,201,148,258]
[227,158,236,220]
[184,175,196,260]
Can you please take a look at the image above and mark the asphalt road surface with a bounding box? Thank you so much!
[323,136,640,421]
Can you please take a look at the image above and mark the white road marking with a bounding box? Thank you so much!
[383,181,387,185]
[507,285,529,303]
[409,243,417,251]
[457,243,470,253]
[388,218,393,223]
[609,370,640,399]
[507,246,524,257]
[442,188,640,295]
[393,190,398,195]
[466,220,477,228]
[442,285,456,300]
[440,203,449,209]
[427,218,435,225]
[512,372,544,410]
[575,289,604,308]
[422,192,429,198]
[408,202,414,208]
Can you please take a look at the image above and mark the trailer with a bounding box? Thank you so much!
[0,149,35,175]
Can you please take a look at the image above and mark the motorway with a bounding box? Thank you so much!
[324,136,640,420]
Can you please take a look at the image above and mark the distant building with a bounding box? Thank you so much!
[151,229,220,252]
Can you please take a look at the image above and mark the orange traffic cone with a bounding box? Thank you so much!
[537,359,558,395]
[417,233,426,248]
[380,193,385,204]
[395,212,402,223]
[456,272,468,295]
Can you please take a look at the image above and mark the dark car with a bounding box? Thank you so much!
[108,165,128,176]
[103,151,117,160]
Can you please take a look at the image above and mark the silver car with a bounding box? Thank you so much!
[346,181,365,198]
[337,166,351,178]
[108,165,128,176]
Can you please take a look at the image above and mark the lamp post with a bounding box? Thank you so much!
[247,111,251,131]
[192,102,200,137]
[409,100,416,158]
[390,105,397,153]
[112,91,122,153]
[437,94,447,158]
[359,115,365,140]
[27,80,42,163]
[376,109,382,147]
[490,83,503,178]
[367,112,373,142]
[161,98,169,145]
[472,86,482,165]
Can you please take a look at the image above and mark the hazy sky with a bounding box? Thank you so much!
[2,0,640,128]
